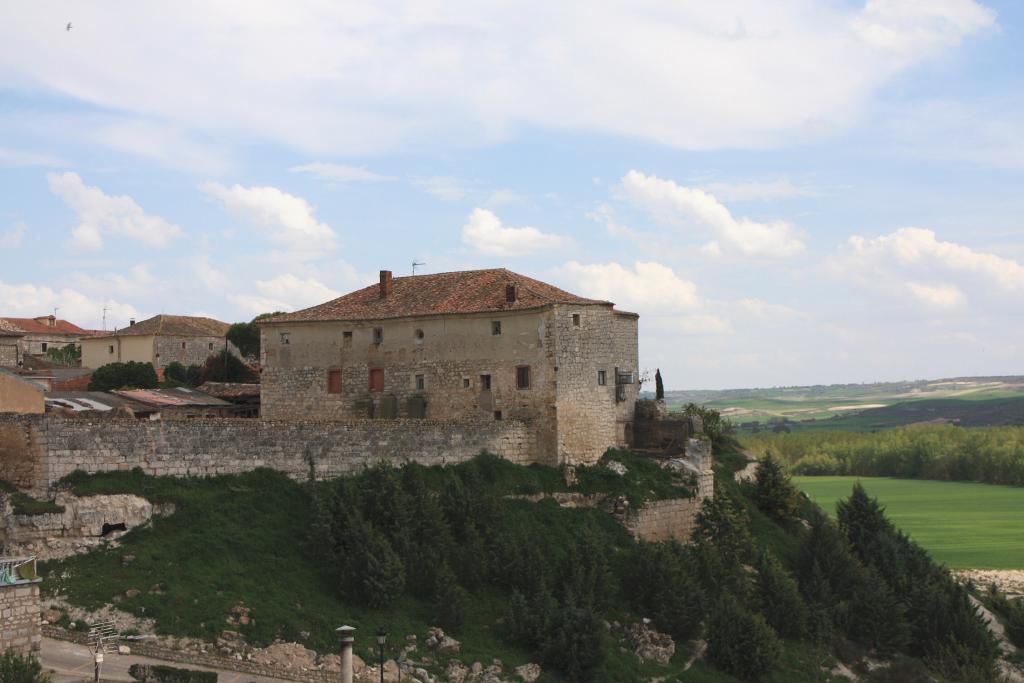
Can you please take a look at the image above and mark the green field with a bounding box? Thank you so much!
[794,476,1024,569]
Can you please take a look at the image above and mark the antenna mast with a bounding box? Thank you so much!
[412,261,426,275]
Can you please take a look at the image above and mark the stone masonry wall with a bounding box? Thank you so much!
[0,341,18,367]
[0,414,533,495]
[0,581,41,653]
[625,438,714,543]
[154,336,243,370]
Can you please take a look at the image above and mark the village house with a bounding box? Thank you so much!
[259,268,640,465]
[80,314,238,371]
[0,315,97,359]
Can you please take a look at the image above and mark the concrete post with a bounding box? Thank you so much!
[336,625,356,683]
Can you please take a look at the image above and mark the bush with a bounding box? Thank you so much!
[706,596,782,682]
[88,361,159,391]
[200,350,257,384]
[163,362,189,384]
[129,664,217,683]
[0,648,51,683]
[541,600,607,683]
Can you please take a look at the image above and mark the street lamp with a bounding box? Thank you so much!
[335,625,356,683]
[376,627,387,683]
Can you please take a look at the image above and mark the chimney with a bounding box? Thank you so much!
[48,315,56,327]
[379,270,393,299]
[129,319,135,326]
[505,283,517,303]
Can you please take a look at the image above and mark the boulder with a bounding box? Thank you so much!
[606,460,628,476]
[514,663,541,682]
[424,627,460,654]
[618,621,675,665]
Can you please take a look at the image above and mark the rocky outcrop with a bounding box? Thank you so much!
[614,619,676,665]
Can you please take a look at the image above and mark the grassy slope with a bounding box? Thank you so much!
[794,476,1024,569]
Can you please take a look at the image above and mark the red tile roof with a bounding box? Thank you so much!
[91,314,230,339]
[0,319,24,336]
[1,317,91,335]
[263,269,611,323]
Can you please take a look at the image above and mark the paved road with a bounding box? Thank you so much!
[39,638,295,683]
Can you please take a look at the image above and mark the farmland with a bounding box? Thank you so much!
[793,476,1024,569]
[663,375,1024,432]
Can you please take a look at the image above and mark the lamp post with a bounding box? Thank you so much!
[375,627,387,683]
[336,625,356,683]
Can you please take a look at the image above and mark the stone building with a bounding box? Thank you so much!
[0,319,23,367]
[81,314,238,371]
[0,315,96,359]
[259,269,639,465]
[0,557,41,653]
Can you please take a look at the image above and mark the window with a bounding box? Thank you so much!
[369,368,385,391]
[572,313,581,327]
[494,410,503,420]
[597,370,607,386]
[209,342,214,350]
[415,374,425,391]
[491,321,502,335]
[109,345,114,354]
[41,342,48,352]
[414,329,424,341]
[280,332,290,345]
[516,365,531,390]
[480,374,492,390]
[373,327,383,344]
[343,331,352,347]
[327,369,342,394]
[181,342,187,349]
[462,377,471,389]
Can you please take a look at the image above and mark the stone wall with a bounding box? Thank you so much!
[154,336,242,370]
[0,340,19,367]
[633,414,694,454]
[0,580,41,653]
[624,440,714,543]
[0,413,533,495]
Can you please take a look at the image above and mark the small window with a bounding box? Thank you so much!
[41,342,48,352]
[415,374,425,391]
[373,327,384,344]
[480,374,492,390]
[327,369,342,394]
[597,370,607,386]
[280,332,290,345]
[181,342,187,349]
[494,410,503,420]
[491,321,502,336]
[414,329,424,341]
[462,377,471,389]
[516,365,531,390]
[343,331,353,347]
[369,368,385,391]
[109,345,114,354]
[209,342,214,350]
[572,313,581,327]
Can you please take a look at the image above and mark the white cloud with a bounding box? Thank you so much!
[555,261,701,313]
[290,162,397,183]
[47,172,184,250]
[461,208,567,257]
[0,280,138,330]
[201,182,337,251]
[906,282,966,309]
[229,273,340,315]
[0,3,992,155]
[192,256,231,292]
[414,176,469,202]
[0,222,26,248]
[68,265,157,299]
[93,119,232,175]
[619,170,806,258]
[588,203,640,240]
[841,227,1024,292]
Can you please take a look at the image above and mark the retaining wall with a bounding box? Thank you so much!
[0,414,533,495]
[0,581,41,653]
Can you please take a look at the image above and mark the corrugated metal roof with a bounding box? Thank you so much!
[44,391,148,413]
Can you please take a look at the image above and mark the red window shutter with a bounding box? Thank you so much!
[369,368,385,391]
[327,370,342,394]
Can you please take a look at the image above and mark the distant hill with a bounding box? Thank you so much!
[659,375,1024,431]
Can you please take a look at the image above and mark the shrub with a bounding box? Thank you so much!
[541,600,607,683]
[163,362,188,384]
[706,596,782,682]
[200,350,257,384]
[0,648,51,683]
[88,361,159,391]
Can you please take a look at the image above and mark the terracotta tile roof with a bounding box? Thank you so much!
[196,382,261,399]
[92,314,230,339]
[264,268,611,323]
[0,318,24,336]
[114,387,232,407]
[1,317,90,335]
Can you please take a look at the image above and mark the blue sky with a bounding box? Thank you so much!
[1,1,1022,389]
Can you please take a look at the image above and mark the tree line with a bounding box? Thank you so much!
[743,424,1024,486]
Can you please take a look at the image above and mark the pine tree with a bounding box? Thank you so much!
[706,595,782,682]
[751,453,800,521]
[754,550,808,639]
[433,563,468,632]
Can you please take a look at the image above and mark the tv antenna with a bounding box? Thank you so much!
[102,306,109,331]
[87,620,156,683]
[412,261,426,275]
